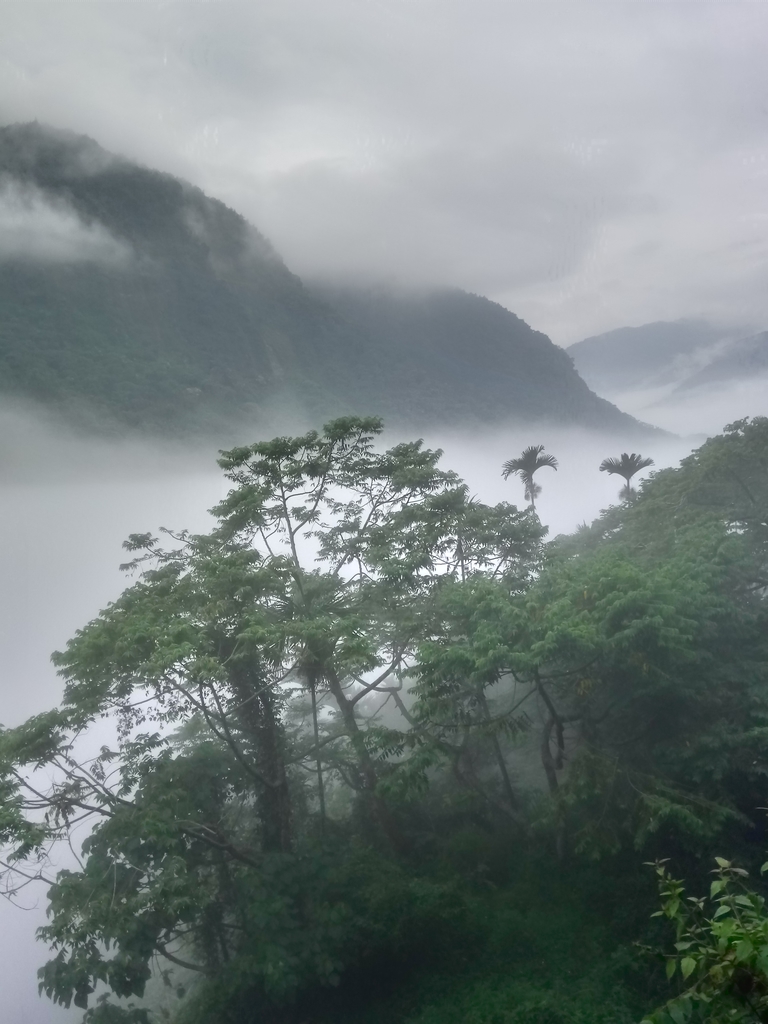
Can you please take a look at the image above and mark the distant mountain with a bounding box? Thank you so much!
[309,284,654,433]
[568,320,742,396]
[0,122,652,437]
[675,331,768,392]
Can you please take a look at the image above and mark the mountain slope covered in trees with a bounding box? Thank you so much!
[310,284,648,433]
[675,329,768,391]
[0,123,650,436]
[567,319,742,395]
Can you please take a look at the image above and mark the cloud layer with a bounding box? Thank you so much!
[1,3,767,341]
[0,178,130,263]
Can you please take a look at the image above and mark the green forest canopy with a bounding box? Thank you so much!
[1,416,768,1024]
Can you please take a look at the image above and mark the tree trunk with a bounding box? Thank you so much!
[228,660,293,854]
[477,687,521,813]
[325,666,408,854]
[540,717,560,796]
[536,673,566,860]
[308,668,327,836]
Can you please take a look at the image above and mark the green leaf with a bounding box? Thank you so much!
[734,939,754,962]
[680,957,696,979]
[733,895,754,907]
[668,1002,689,1024]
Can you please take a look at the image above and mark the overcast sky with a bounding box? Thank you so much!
[1,1,767,343]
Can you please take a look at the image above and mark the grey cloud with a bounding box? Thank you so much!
[0,178,131,264]
[258,138,643,297]
[1,3,768,341]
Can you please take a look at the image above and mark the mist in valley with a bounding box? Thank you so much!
[0,406,220,1023]
[589,375,768,439]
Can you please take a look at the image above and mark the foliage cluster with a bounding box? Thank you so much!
[1,416,767,1022]
[642,857,768,1024]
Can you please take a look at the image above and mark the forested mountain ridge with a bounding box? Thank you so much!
[675,329,768,391]
[568,319,743,395]
[0,122,375,433]
[0,122,651,435]
[310,284,645,432]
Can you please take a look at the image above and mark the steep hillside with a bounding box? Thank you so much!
[312,284,653,432]
[0,122,650,436]
[568,320,741,395]
[676,330,768,391]
[0,122,379,433]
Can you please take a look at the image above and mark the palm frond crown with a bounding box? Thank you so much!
[502,445,559,481]
[599,452,654,484]
[502,445,558,507]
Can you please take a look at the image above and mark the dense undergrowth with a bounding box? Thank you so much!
[306,852,662,1024]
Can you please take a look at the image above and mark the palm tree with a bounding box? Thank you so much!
[599,452,654,502]
[502,445,558,508]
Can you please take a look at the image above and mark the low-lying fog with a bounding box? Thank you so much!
[0,384,750,1021]
[596,376,768,437]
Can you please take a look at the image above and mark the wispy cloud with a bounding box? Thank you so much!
[0,178,131,264]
